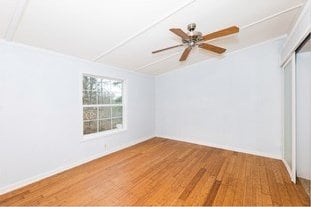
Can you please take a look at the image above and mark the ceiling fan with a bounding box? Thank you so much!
[152,23,239,61]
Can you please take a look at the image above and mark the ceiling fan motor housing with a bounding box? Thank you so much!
[185,23,203,45]
[187,23,196,31]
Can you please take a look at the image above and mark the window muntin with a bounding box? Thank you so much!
[82,75,124,135]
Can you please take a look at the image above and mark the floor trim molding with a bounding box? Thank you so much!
[0,136,154,195]
[158,136,282,160]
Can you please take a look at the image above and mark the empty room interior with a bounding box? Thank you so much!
[0,0,310,206]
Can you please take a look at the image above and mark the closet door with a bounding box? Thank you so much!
[283,54,296,183]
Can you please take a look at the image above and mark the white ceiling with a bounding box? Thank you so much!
[0,0,306,75]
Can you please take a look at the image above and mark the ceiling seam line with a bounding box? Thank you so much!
[135,3,304,71]
[135,52,182,71]
[92,0,197,62]
[4,0,29,41]
[240,3,304,30]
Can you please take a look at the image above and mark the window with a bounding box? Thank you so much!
[82,74,124,135]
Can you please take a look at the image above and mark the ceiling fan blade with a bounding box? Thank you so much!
[202,26,239,41]
[179,47,192,61]
[152,44,184,54]
[199,43,226,54]
[169,28,189,40]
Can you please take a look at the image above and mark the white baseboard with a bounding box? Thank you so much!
[0,136,153,195]
[158,135,282,160]
[282,158,295,183]
[297,174,311,181]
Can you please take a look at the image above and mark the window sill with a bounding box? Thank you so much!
[81,128,127,142]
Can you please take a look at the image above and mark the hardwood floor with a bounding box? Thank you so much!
[298,177,310,197]
[0,138,310,206]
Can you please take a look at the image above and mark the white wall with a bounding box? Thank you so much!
[155,38,284,158]
[296,51,311,180]
[0,41,155,194]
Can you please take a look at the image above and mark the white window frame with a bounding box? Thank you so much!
[81,73,127,142]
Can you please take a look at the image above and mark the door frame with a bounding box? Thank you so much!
[282,53,296,183]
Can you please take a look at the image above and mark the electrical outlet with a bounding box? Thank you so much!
[104,144,108,151]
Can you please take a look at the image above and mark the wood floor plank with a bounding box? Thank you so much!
[232,153,246,205]
[259,159,273,206]
[178,168,206,200]
[183,174,216,205]
[0,137,309,206]
[223,153,239,206]
[203,180,222,206]
[265,158,285,206]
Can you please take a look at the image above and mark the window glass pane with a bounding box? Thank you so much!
[99,119,111,132]
[83,121,97,134]
[111,81,122,93]
[99,106,111,119]
[112,118,122,129]
[111,81,122,104]
[98,91,111,104]
[83,107,97,120]
[83,76,98,91]
[111,93,122,104]
[83,76,90,90]
[112,106,122,117]
[83,91,97,105]
[101,79,111,93]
